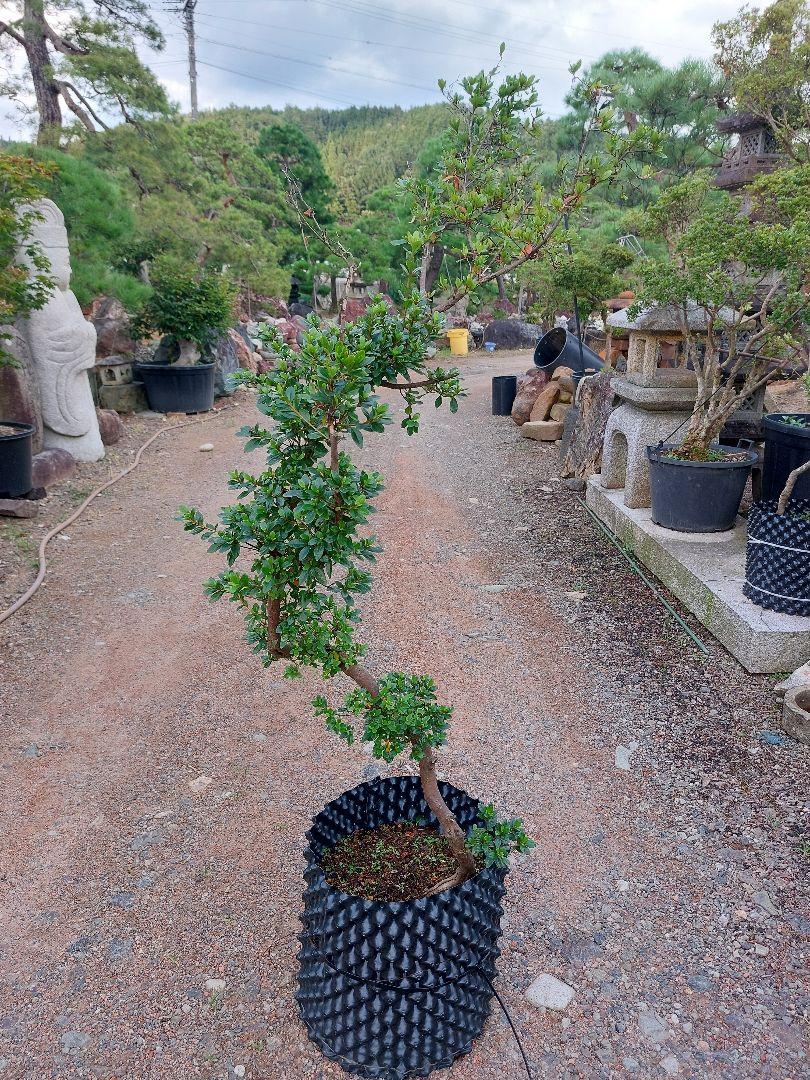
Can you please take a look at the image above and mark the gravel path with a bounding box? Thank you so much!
[0,354,806,1079]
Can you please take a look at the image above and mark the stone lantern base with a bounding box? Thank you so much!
[600,378,698,508]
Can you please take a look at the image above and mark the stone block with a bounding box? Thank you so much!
[0,498,38,518]
[511,369,549,425]
[550,402,571,422]
[98,381,149,414]
[586,476,810,673]
[782,687,810,746]
[522,420,564,441]
[552,366,575,381]
[529,381,560,422]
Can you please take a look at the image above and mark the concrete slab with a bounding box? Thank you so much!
[586,475,810,674]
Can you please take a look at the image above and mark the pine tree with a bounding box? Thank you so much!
[0,1,169,146]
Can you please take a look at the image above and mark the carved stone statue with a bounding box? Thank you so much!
[15,200,104,462]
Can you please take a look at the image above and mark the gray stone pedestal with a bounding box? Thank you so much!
[601,378,697,508]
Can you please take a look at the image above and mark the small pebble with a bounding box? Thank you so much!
[199,443,214,452]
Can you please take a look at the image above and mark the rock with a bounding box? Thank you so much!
[616,878,630,893]
[87,296,135,358]
[98,381,149,414]
[774,663,810,699]
[60,1031,90,1053]
[340,294,395,325]
[563,478,586,492]
[95,408,124,446]
[550,402,571,422]
[205,978,226,992]
[782,686,810,746]
[189,774,213,794]
[153,335,179,364]
[556,375,576,395]
[614,742,638,771]
[0,498,38,519]
[0,328,42,452]
[522,420,564,442]
[31,448,75,489]
[481,318,542,350]
[751,890,780,917]
[529,382,561,422]
[511,369,549,425]
[525,973,575,1011]
[660,1055,680,1075]
[638,1010,669,1045]
[198,443,214,453]
[208,331,242,396]
[686,974,713,992]
[560,370,618,480]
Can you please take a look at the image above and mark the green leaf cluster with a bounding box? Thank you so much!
[0,154,55,365]
[466,804,536,868]
[181,294,462,689]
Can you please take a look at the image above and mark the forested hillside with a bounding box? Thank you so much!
[1,40,733,311]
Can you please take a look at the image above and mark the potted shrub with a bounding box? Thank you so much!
[181,59,654,1076]
[133,256,236,413]
[636,168,810,532]
[182,297,536,1075]
[762,385,810,501]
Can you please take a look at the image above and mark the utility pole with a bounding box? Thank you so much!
[168,0,199,118]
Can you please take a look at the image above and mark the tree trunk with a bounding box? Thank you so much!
[496,275,507,302]
[24,1,62,146]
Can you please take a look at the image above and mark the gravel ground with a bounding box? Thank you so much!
[0,354,806,1079]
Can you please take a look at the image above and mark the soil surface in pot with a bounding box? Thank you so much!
[663,447,751,463]
[321,821,464,901]
[0,424,24,437]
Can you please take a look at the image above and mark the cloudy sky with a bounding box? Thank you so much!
[1,0,739,137]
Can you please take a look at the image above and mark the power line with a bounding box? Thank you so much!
[193,58,372,108]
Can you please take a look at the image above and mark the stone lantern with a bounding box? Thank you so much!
[715,113,782,191]
[599,302,733,509]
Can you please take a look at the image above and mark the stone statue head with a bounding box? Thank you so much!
[17,199,71,290]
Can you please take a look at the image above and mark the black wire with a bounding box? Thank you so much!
[486,977,534,1080]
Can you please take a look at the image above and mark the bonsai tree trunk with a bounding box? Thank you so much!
[176,339,201,365]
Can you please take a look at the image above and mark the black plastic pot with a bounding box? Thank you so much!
[0,421,34,498]
[297,775,507,1080]
[534,327,603,375]
[491,375,518,415]
[762,414,810,502]
[744,497,810,616]
[647,443,758,533]
[135,363,215,413]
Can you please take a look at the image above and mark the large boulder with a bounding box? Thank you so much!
[560,370,619,479]
[482,318,542,351]
[0,325,42,452]
[339,293,396,325]
[87,296,135,359]
[511,368,549,426]
[208,332,240,397]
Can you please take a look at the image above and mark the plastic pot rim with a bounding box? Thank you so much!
[646,443,758,469]
[304,777,504,911]
[0,421,35,441]
[762,412,810,434]
[134,361,215,372]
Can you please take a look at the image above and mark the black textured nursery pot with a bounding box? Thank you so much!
[135,362,215,414]
[0,421,34,498]
[297,775,507,1080]
[647,443,758,533]
[762,414,810,502]
[743,497,810,617]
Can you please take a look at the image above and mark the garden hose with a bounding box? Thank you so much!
[0,402,241,627]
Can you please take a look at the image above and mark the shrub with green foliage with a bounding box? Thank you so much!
[133,257,236,353]
[0,154,55,365]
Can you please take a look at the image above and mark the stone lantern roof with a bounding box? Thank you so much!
[607,301,738,336]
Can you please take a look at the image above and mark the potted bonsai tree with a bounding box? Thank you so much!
[181,57,654,1077]
[761,372,810,501]
[636,167,810,532]
[134,255,236,413]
